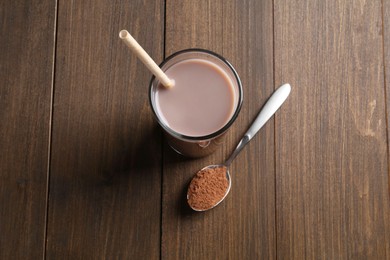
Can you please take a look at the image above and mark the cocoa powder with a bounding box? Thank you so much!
[187,166,229,211]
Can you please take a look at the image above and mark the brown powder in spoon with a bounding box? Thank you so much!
[187,166,229,211]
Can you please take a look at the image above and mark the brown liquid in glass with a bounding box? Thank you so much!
[155,59,236,137]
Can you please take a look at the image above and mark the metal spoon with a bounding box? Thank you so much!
[187,83,291,211]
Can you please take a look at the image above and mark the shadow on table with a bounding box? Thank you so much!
[97,124,193,186]
[97,125,162,186]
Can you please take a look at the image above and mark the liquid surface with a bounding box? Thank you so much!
[155,59,236,137]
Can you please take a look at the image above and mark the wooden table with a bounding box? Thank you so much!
[1,0,390,259]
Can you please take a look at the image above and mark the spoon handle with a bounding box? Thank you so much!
[225,83,291,167]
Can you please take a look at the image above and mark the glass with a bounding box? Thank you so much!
[149,49,243,157]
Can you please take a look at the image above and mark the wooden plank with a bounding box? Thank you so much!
[0,0,56,259]
[274,0,390,259]
[45,0,163,258]
[384,0,390,198]
[162,0,275,259]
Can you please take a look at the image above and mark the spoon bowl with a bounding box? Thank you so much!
[187,83,291,211]
[187,164,231,211]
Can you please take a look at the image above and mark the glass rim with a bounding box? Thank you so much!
[149,48,243,142]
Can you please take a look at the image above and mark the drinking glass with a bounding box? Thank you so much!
[149,49,243,157]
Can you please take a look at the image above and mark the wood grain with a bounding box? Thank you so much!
[274,0,390,259]
[384,0,390,196]
[0,0,56,259]
[2,0,388,258]
[162,0,275,259]
[45,0,163,258]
